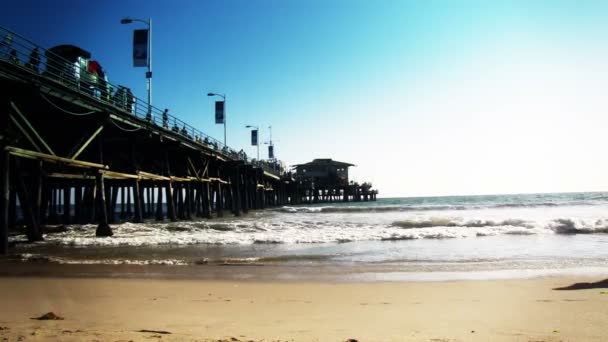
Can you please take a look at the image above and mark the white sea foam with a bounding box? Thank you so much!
[18,253,189,265]
[9,195,608,248]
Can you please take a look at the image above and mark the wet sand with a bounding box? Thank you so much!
[0,275,607,341]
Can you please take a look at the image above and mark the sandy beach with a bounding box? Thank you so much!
[0,275,606,342]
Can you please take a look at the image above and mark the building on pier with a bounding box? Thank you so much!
[293,159,354,189]
[292,159,377,204]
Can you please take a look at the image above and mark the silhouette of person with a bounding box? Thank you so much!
[27,47,40,72]
[162,109,169,129]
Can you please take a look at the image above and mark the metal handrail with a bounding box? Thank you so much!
[0,25,287,177]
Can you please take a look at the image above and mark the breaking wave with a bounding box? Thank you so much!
[15,253,334,266]
[391,218,534,229]
[18,253,189,266]
[8,192,608,248]
[549,218,608,235]
[8,216,604,248]
[277,201,601,214]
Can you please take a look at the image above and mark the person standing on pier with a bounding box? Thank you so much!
[8,49,19,64]
[27,47,40,73]
[1,33,12,58]
[162,109,169,129]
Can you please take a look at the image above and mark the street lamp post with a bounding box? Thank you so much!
[207,92,226,146]
[121,17,152,110]
[267,125,274,160]
[245,125,259,161]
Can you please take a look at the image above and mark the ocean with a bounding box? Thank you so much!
[7,192,608,281]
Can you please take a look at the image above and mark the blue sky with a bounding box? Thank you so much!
[3,1,608,196]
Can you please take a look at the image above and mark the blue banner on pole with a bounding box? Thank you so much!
[215,101,225,124]
[268,145,274,159]
[251,129,258,146]
[133,29,148,67]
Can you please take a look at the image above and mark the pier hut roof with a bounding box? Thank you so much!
[293,159,355,168]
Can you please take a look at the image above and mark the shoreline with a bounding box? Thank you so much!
[0,275,607,341]
[2,259,608,283]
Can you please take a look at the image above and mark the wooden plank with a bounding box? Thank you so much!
[263,171,281,180]
[48,172,96,180]
[6,146,107,169]
[138,171,170,181]
[170,176,191,182]
[100,170,140,180]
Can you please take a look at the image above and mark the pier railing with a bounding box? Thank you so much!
[0,25,285,177]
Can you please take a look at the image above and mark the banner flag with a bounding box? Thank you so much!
[133,29,148,67]
[268,145,274,159]
[215,101,225,124]
[251,129,258,146]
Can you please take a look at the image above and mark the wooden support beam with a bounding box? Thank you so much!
[170,176,191,182]
[139,171,170,181]
[9,115,42,152]
[109,186,118,223]
[216,182,224,217]
[133,180,143,223]
[202,182,211,219]
[263,171,281,180]
[241,168,249,214]
[195,183,203,217]
[79,186,90,224]
[1,150,9,254]
[88,183,97,223]
[126,186,132,218]
[15,159,42,242]
[187,157,199,178]
[147,186,153,219]
[34,162,43,225]
[165,181,177,222]
[231,166,241,217]
[63,184,71,224]
[48,172,96,180]
[74,185,82,223]
[120,187,126,220]
[208,177,228,184]
[100,170,139,180]
[40,177,50,224]
[95,174,112,236]
[104,183,112,221]
[10,101,55,156]
[144,186,154,217]
[156,184,164,221]
[201,158,210,178]
[71,124,104,160]
[6,146,107,169]
[185,183,192,220]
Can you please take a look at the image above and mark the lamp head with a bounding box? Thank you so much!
[120,18,133,24]
[207,92,215,97]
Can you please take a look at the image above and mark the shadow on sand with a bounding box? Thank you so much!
[553,278,608,290]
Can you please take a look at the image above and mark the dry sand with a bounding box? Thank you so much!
[0,276,607,341]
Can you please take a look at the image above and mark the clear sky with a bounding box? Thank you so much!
[3,0,608,197]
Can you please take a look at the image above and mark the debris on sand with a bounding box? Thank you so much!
[136,329,172,335]
[31,312,64,320]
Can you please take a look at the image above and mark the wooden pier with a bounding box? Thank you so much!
[0,26,377,255]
